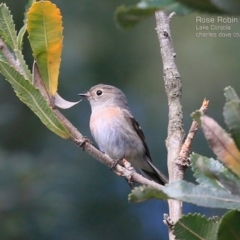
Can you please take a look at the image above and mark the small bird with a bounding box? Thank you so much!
[79,84,168,185]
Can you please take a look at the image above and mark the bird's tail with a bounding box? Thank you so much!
[141,160,168,185]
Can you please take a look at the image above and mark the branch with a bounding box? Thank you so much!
[155,11,184,240]
[177,99,209,166]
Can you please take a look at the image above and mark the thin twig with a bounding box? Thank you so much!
[155,11,185,240]
[177,99,209,166]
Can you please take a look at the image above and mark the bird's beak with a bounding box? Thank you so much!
[78,92,89,98]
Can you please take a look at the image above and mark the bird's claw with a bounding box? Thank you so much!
[110,157,123,169]
[163,214,174,228]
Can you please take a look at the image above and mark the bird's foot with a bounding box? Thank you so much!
[110,157,124,169]
[163,214,175,229]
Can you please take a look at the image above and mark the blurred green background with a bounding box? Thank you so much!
[0,0,239,239]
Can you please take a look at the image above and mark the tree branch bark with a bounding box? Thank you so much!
[155,11,185,240]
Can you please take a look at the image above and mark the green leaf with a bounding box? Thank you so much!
[14,50,32,82]
[115,0,192,29]
[224,86,240,102]
[224,100,240,149]
[173,214,219,240]
[0,60,71,139]
[17,0,36,50]
[223,87,240,150]
[177,0,224,13]
[0,3,18,50]
[163,181,240,209]
[191,153,229,191]
[211,0,240,14]
[129,185,168,203]
[217,210,240,240]
[27,1,63,95]
[0,4,31,81]
[191,110,202,125]
[115,5,159,29]
[191,153,240,196]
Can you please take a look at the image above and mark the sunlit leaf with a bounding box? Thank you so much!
[27,1,63,95]
[201,115,240,176]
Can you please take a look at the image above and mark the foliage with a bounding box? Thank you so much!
[115,0,240,28]
[0,2,71,138]
[130,87,240,239]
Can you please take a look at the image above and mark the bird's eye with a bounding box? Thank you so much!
[96,90,102,96]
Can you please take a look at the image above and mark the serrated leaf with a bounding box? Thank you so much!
[201,115,240,177]
[0,4,32,81]
[224,86,240,102]
[0,3,18,50]
[174,213,219,240]
[211,0,240,14]
[27,1,63,95]
[191,153,229,191]
[191,153,240,196]
[14,50,32,82]
[115,0,192,29]
[217,210,240,240]
[0,60,71,139]
[177,0,224,13]
[17,0,36,50]
[223,100,240,150]
[163,181,240,209]
[129,185,168,203]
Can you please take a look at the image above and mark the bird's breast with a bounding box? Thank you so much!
[89,106,138,159]
[90,106,123,148]
[90,106,122,132]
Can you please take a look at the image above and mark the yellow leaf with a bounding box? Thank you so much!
[201,115,240,176]
[27,1,63,96]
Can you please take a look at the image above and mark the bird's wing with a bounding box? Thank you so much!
[123,109,168,184]
[123,109,152,162]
